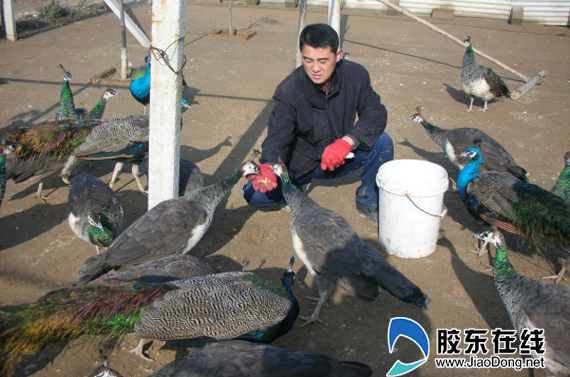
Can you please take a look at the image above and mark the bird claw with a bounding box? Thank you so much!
[129,340,154,362]
[541,274,568,284]
[298,314,324,327]
[304,296,329,307]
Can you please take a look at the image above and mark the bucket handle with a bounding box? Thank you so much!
[405,193,448,219]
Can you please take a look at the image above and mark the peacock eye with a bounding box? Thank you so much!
[133,284,142,290]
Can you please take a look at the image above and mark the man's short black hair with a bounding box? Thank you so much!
[299,23,339,53]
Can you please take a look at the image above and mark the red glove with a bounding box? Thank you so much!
[250,164,279,193]
[321,139,352,171]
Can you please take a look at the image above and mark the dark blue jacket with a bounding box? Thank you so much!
[260,59,388,180]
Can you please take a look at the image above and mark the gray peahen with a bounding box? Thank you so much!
[475,230,570,377]
[68,173,124,254]
[147,340,372,377]
[2,115,149,201]
[71,159,259,286]
[551,152,570,202]
[457,147,570,281]
[90,254,219,285]
[85,88,120,120]
[272,161,430,326]
[0,258,298,374]
[55,64,86,121]
[461,36,511,112]
[408,107,527,181]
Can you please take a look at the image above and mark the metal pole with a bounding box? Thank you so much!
[295,0,307,68]
[148,0,185,209]
[328,0,341,42]
[119,0,128,80]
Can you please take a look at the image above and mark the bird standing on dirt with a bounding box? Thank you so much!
[272,161,429,326]
[407,107,527,181]
[71,159,259,286]
[461,36,510,112]
[475,229,570,377]
[147,339,372,377]
[68,173,124,254]
[0,259,297,373]
[458,147,570,280]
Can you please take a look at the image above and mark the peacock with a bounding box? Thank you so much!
[461,36,511,112]
[90,254,219,285]
[147,339,372,377]
[55,64,86,121]
[88,361,123,377]
[86,88,120,120]
[474,230,570,377]
[2,115,149,201]
[68,173,124,254]
[407,107,527,181]
[130,56,190,114]
[0,258,298,374]
[551,151,570,202]
[272,161,430,326]
[457,147,570,280]
[71,159,259,286]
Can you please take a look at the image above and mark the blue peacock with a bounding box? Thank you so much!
[457,147,570,280]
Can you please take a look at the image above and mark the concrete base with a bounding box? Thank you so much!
[509,6,524,25]
[386,0,399,16]
[246,0,259,5]
[285,0,298,8]
[432,8,454,20]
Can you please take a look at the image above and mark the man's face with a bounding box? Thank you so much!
[301,45,342,85]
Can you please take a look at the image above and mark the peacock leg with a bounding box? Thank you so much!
[35,181,49,203]
[299,275,330,327]
[129,338,154,362]
[131,164,148,196]
[109,162,124,190]
[466,97,474,112]
[479,100,489,112]
[61,156,79,185]
[541,257,569,284]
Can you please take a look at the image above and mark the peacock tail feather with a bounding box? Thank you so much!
[0,280,176,375]
[511,182,570,247]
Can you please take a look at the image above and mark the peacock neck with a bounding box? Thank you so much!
[462,46,477,69]
[60,81,77,118]
[279,173,305,210]
[87,214,118,247]
[457,156,482,202]
[200,167,241,205]
[421,120,446,148]
[87,98,106,120]
[493,243,519,288]
[551,163,570,202]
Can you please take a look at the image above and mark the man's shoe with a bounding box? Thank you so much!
[355,202,378,227]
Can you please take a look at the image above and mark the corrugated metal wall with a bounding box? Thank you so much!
[261,0,570,26]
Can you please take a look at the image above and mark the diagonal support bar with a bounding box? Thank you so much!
[104,0,151,48]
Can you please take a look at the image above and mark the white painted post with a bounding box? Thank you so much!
[148,0,185,209]
[3,0,17,41]
[295,0,307,68]
[328,0,341,42]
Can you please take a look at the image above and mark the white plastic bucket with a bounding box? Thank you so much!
[376,159,448,259]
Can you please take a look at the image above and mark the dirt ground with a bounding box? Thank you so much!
[0,2,569,376]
